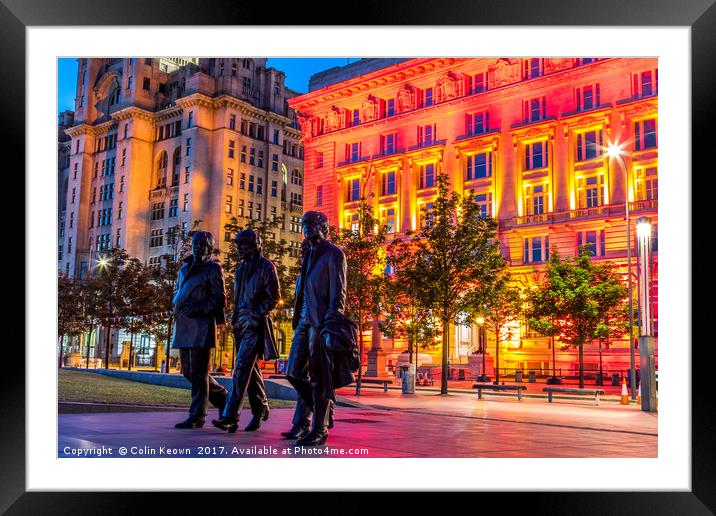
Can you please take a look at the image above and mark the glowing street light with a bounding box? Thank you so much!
[606,138,637,400]
[96,255,109,269]
[475,316,489,382]
[636,216,657,412]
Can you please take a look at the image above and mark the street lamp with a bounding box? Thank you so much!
[606,140,637,400]
[636,216,657,412]
[475,316,489,382]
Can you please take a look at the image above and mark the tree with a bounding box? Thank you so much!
[332,194,387,394]
[463,274,522,385]
[58,274,88,367]
[381,237,440,368]
[525,246,629,388]
[409,172,506,394]
[117,258,155,370]
[93,247,130,369]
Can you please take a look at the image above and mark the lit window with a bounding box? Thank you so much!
[466,152,492,180]
[225,195,233,213]
[524,236,549,263]
[577,175,605,208]
[419,163,435,189]
[634,119,657,150]
[226,168,234,185]
[346,178,361,202]
[524,141,549,170]
[382,171,396,196]
[474,193,492,217]
[634,167,658,201]
[576,130,604,161]
[524,184,546,215]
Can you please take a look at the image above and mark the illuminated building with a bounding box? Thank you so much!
[290,57,658,378]
[60,57,304,365]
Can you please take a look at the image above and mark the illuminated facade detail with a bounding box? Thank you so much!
[290,57,658,376]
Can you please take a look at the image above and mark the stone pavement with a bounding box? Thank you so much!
[58,388,656,458]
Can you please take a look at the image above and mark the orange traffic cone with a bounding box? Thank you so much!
[620,377,629,405]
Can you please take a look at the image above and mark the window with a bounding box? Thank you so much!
[116,228,121,248]
[240,145,247,163]
[634,119,657,150]
[466,111,489,136]
[257,177,263,194]
[423,88,433,107]
[186,138,192,156]
[184,166,190,184]
[419,202,434,228]
[576,130,604,161]
[577,230,606,257]
[119,176,125,192]
[273,129,280,144]
[225,195,233,213]
[316,185,323,206]
[419,163,436,189]
[635,166,658,201]
[248,175,254,192]
[346,142,361,163]
[71,188,76,204]
[524,184,547,215]
[151,202,165,220]
[183,194,189,212]
[576,84,601,111]
[315,152,324,168]
[118,201,123,219]
[229,115,236,130]
[272,154,279,171]
[249,147,256,165]
[142,77,150,91]
[238,199,244,217]
[523,58,543,79]
[271,180,278,197]
[380,133,397,155]
[121,148,126,167]
[188,111,194,128]
[381,171,396,196]
[150,229,163,248]
[524,140,549,170]
[632,69,658,97]
[386,98,395,117]
[523,96,546,123]
[257,150,264,168]
[228,140,235,158]
[124,124,129,139]
[577,175,605,208]
[346,178,361,202]
[466,152,492,180]
[69,212,74,228]
[226,168,234,185]
[291,192,302,207]
[144,58,152,66]
[247,201,253,219]
[68,237,72,254]
[471,72,486,94]
[382,207,396,233]
[418,124,436,146]
[291,169,302,185]
[240,173,246,190]
[524,236,549,263]
[474,193,492,217]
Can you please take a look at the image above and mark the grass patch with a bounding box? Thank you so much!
[58,369,295,408]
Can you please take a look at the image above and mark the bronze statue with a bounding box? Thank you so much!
[282,211,351,446]
[172,231,228,429]
[212,229,280,433]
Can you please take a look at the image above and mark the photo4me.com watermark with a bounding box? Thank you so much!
[60,445,371,457]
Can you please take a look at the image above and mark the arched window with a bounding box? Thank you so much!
[171,147,181,186]
[291,169,302,186]
[156,151,168,187]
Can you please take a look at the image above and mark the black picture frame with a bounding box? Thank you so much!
[4,0,712,512]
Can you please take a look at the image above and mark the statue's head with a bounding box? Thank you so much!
[191,231,215,263]
[301,211,329,241]
[234,229,262,262]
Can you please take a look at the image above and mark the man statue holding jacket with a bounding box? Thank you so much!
[282,211,356,446]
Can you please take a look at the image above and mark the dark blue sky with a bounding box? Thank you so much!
[57,57,360,113]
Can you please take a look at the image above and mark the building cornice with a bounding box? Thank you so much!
[111,106,157,123]
[64,123,98,138]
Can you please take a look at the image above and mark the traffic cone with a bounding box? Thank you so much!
[620,377,629,405]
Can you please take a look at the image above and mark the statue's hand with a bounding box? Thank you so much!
[180,303,203,318]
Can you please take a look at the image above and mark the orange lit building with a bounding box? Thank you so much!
[289,58,658,379]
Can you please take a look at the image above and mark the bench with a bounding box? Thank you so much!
[473,383,528,401]
[543,387,606,405]
[359,378,394,392]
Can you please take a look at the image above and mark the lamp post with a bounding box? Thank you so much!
[636,216,657,412]
[475,316,489,382]
[607,143,637,400]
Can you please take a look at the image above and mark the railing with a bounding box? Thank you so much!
[514,213,553,226]
[629,199,658,212]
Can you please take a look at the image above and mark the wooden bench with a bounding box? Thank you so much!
[473,383,528,401]
[543,387,606,405]
[359,378,394,392]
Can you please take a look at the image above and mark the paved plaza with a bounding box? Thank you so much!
[58,387,657,458]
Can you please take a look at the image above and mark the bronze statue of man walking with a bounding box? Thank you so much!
[212,229,280,433]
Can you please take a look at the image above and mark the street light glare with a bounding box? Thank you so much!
[97,256,109,268]
[636,218,652,241]
[607,143,622,158]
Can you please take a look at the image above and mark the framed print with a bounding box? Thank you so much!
[4,0,713,512]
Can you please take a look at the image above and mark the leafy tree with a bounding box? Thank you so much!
[92,247,130,369]
[463,274,522,384]
[117,258,155,370]
[525,246,629,388]
[58,274,85,366]
[408,172,506,394]
[381,237,440,367]
[332,194,387,394]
